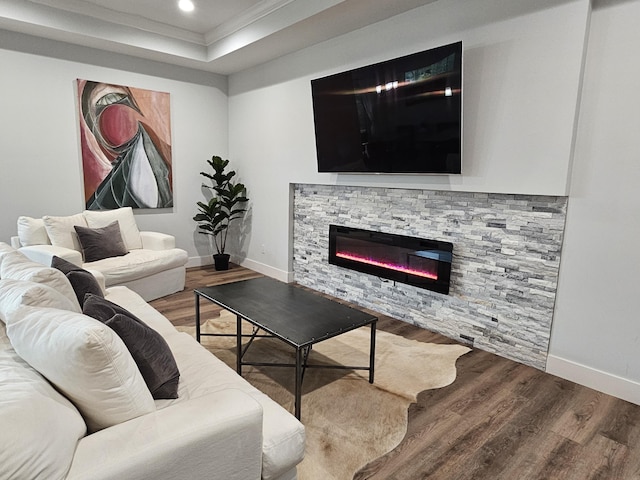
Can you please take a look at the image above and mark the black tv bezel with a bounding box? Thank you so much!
[311,41,463,175]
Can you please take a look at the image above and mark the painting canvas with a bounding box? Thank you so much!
[77,79,173,210]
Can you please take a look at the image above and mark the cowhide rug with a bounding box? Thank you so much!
[177,311,470,479]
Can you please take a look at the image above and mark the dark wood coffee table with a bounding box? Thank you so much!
[194,277,377,419]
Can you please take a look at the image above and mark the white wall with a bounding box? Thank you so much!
[548,0,640,404]
[0,42,228,265]
[4,0,640,405]
[229,0,589,279]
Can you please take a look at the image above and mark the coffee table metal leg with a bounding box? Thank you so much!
[295,347,302,420]
[369,321,376,383]
[236,315,242,375]
[195,292,201,343]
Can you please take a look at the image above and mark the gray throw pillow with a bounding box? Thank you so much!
[51,255,104,307]
[74,221,128,262]
[83,294,180,399]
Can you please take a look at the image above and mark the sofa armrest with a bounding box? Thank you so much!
[18,245,83,267]
[140,231,176,251]
[66,390,264,480]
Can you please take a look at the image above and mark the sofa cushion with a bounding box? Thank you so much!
[85,248,188,286]
[1,322,86,480]
[51,255,104,307]
[17,216,50,246]
[84,207,143,250]
[156,331,306,480]
[104,285,179,337]
[74,221,129,262]
[6,305,156,432]
[83,294,180,399]
[0,278,80,324]
[0,252,81,312]
[0,242,16,272]
[43,213,88,252]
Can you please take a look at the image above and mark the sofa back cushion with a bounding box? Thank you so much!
[6,305,156,433]
[84,207,143,250]
[17,216,51,247]
[0,252,81,312]
[0,242,16,272]
[0,278,80,324]
[0,323,87,480]
[43,213,88,252]
[83,294,180,399]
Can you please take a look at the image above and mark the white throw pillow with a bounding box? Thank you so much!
[0,347,86,480]
[6,306,156,432]
[83,207,143,250]
[43,213,88,251]
[0,278,79,324]
[0,252,81,312]
[17,216,51,246]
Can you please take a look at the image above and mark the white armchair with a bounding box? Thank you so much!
[11,207,188,301]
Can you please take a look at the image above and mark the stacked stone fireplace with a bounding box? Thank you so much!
[293,183,567,370]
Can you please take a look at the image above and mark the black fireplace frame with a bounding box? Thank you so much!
[328,225,453,295]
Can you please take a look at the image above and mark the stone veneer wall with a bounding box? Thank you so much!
[292,183,568,370]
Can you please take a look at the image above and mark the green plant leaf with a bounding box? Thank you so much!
[194,155,249,255]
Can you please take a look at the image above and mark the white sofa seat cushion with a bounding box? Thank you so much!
[156,331,305,480]
[0,323,86,480]
[85,248,188,286]
[0,251,81,312]
[6,305,156,433]
[83,207,143,250]
[66,390,264,480]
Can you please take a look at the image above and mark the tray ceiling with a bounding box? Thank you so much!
[0,0,439,74]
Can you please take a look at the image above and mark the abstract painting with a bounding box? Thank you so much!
[77,79,173,210]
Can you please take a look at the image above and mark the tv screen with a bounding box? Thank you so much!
[311,41,462,174]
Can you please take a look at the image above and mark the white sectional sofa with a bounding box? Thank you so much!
[0,242,305,480]
[10,207,188,301]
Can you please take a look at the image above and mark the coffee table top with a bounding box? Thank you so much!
[195,277,377,347]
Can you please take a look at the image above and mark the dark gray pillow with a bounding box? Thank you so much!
[74,221,128,263]
[83,294,180,399]
[51,255,104,307]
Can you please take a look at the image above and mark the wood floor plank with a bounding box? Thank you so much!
[550,388,617,445]
[153,265,640,480]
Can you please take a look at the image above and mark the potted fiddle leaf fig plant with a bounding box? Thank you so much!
[193,155,249,271]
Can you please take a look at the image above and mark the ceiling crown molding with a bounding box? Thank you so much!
[0,0,449,74]
[24,0,206,44]
[204,0,297,45]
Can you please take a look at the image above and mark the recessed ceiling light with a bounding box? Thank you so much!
[178,0,194,12]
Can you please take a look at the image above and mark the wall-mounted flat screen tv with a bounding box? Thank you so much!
[311,41,462,174]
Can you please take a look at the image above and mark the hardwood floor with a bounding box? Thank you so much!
[151,265,640,480]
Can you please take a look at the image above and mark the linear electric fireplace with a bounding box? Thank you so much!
[329,225,453,294]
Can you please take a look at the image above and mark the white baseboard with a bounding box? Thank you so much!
[187,255,293,282]
[239,257,293,283]
[186,255,212,268]
[546,354,640,406]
